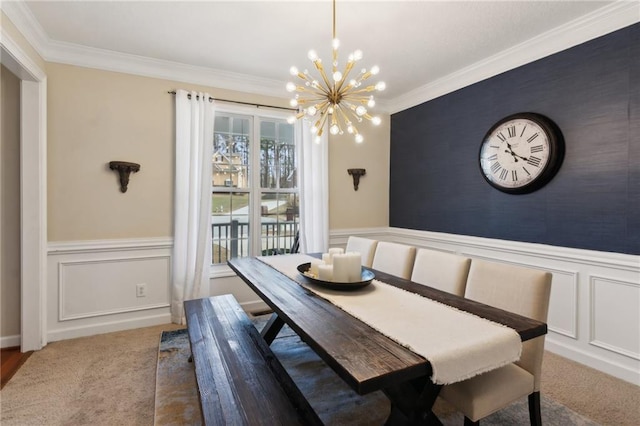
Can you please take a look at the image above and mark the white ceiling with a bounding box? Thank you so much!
[6,1,633,111]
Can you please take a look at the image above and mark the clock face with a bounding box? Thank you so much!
[479,113,564,194]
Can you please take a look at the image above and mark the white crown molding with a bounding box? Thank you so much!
[387,1,640,114]
[3,1,638,115]
[45,39,287,98]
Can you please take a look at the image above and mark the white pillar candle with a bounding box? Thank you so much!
[322,253,333,265]
[346,252,362,282]
[328,247,344,257]
[332,254,350,282]
[318,264,334,281]
[309,259,323,277]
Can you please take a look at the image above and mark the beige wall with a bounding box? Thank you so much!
[1,65,21,337]
[328,119,390,229]
[47,63,390,241]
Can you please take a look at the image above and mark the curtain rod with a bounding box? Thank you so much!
[167,91,295,112]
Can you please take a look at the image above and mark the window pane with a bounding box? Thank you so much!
[260,192,299,256]
[213,116,250,189]
[260,120,296,189]
[211,192,250,264]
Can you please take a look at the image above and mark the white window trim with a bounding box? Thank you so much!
[210,102,299,275]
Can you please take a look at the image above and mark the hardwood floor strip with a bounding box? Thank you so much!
[1,347,33,389]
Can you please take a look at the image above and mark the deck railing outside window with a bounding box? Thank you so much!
[212,221,299,264]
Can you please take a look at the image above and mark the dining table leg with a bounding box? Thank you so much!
[383,378,443,425]
[260,312,285,344]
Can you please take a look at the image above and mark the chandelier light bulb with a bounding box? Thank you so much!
[367,97,376,108]
[287,116,296,124]
[332,38,340,49]
[308,50,318,61]
[353,50,363,61]
[370,65,380,75]
[307,106,317,116]
[290,99,298,107]
[355,134,364,143]
[330,124,340,135]
[290,66,299,76]
[333,71,342,82]
[347,125,355,134]
[375,81,386,91]
[311,125,319,134]
[355,106,367,116]
[372,116,382,126]
[286,82,296,92]
[314,135,322,144]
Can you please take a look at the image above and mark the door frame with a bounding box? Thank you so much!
[1,27,48,351]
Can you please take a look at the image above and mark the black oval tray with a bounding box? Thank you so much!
[297,262,374,291]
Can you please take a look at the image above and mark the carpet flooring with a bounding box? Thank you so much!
[154,321,600,426]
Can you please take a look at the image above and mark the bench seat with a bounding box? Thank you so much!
[184,294,322,426]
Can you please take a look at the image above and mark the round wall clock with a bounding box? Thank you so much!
[479,112,564,194]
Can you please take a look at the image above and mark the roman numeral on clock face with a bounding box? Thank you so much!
[487,154,498,161]
[527,156,542,167]
[496,132,507,142]
[512,170,518,181]
[508,126,516,138]
[527,133,539,143]
[490,162,502,174]
[530,145,544,153]
[499,168,508,180]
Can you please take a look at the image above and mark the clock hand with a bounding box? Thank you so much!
[504,141,529,161]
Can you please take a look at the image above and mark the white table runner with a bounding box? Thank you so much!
[259,254,522,385]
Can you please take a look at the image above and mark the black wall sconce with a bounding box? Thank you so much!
[109,161,140,193]
[347,168,366,191]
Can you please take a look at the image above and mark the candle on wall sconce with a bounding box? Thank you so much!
[347,168,366,191]
[109,161,140,193]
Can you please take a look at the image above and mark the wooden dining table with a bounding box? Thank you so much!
[228,255,547,425]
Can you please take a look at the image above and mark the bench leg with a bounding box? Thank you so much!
[261,313,285,345]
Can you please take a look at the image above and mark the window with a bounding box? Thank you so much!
[211,107,299,265]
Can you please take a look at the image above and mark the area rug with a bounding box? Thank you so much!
[154,318,600,426]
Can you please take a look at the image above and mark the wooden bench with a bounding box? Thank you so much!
[184,294,322,426]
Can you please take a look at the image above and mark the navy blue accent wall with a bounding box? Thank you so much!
[390,24,639,255]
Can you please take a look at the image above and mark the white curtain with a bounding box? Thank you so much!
[298,119,329,253]
[171,90,215,324]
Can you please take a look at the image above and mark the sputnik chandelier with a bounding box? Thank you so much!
[286,0,385,144]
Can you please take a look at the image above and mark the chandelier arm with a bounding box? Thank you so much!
[316,109,331,137]
[335,104,356,133]
[313,61,334,96]
[335,61,356,94]
[342,93,374,102]
[346,85,378,95]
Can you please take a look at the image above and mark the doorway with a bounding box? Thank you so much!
[1,29,48,351]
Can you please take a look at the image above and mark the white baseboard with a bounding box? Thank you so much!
[1,334,21,349]
[546,338,640,386]
[47,312,172,343]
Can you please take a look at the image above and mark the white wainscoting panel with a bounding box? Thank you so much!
[47,238,172,342]
[330,227,640,385]
[59,255,170,321]
[590,276,640,361]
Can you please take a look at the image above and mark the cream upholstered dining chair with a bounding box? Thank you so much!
[439,259,552,426]
[345,236,378,267]
[410,248,471,296]
[371,241,417,279]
